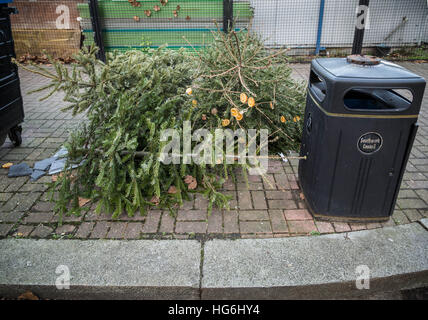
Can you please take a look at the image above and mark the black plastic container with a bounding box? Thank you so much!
[0,3,23,147]
[299,55,426,222]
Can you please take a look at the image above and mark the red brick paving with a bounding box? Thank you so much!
[333,222,352,233]
[262,174,276,190]
[31,201,54,212]
[237,191,253,210]
[175,221,207,234]
[288,220,317,234]
[266,190,293,200]
[0,211,24,222]
[366,222,383,230]
[177,210,206,221]
[268,199,297,209]
[124,222,143,239]
[31,225,53,238]
[194,194,208,208]
[141,210,161,233]
[0,224,13,236]
[240,221,272,234]
[24,211,54,224]
[284,209,312,220]
[75,222,94,239]
[55,224,76,235]
[223,210,239,234]
[274,173,291,189]
[349,223,367,231]
[239,210,269,221]
[274,233,289,238]
[207,210,223,233]
[106,222,127,239]
[269,210,289,233]
[251,191,267,209]
[89,222,110,239]
[159,212,175,233]
[14,225,34,237]
[0,161,407,240]
[315,221,335,234]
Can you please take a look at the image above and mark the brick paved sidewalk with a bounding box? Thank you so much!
[1,63,428,240]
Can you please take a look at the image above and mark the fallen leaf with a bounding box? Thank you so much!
[18,291,39,300]
[160,0,168,6]
[144,10,152,17]
[51,173,63,182]
[150,196,160,206]
[173,10,178,17]
[184,175,194,184]
[186,15,191,20]
[153,5,160,11]
[168,185,177,194]
[299,192,305,200]
[176,5,180,11]
[78,197,91,207]
[188,180,197,190]
[133,15,140,22]
[2,162,13,169]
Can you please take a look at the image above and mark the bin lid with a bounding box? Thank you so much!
[315,56,422,80]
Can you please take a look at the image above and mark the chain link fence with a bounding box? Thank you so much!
[7,0,428,62]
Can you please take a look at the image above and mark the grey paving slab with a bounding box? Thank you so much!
[30,169,46,181]
[7,163,32,177]
[0,239,201,299]
[202,223,428,299]
[33,157,56,171]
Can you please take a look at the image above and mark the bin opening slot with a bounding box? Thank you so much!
[344,88,413,111]
[309,70,326,101]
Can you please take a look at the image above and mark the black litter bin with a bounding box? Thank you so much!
[0,1,23,147]
[299,55,426,222]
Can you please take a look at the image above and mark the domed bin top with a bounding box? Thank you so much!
[309,56,426,116]
[316,56,422,79]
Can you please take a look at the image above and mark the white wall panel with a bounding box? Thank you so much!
[247,0,428,48]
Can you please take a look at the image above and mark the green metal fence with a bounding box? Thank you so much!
[79,0,253,52]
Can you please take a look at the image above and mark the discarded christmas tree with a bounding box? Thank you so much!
[17,28,306,220]
[188,25,306,152]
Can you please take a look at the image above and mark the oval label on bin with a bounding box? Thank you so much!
[358,132,383,154]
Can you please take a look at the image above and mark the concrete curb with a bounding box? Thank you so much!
[0,223,427,299]
[0,239,201,299]
[202,223,428,299]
